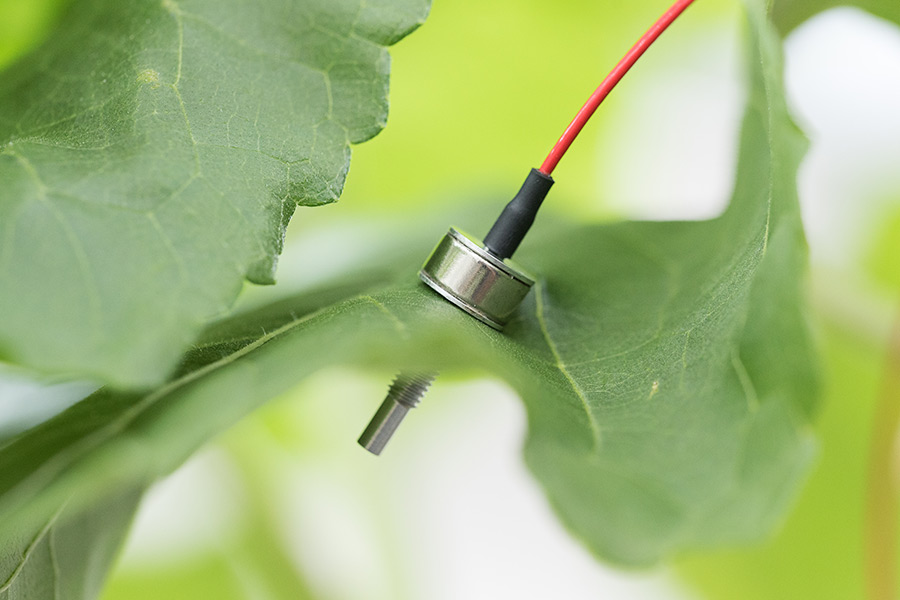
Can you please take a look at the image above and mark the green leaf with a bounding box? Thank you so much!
[772,0,900,34]
[0,0,818,578]
[677,323,891,599]
[677,193,900,599]
[0,0,429,388]
[0,488,140,600]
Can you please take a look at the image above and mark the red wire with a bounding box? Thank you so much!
[539,0,698,176]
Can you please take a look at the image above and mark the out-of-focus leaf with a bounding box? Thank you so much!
[0,0,818,568]
[773,0,900,34]
[102,557,247,600]
[0,0,430,388]
[0,0,66,69]
[867,203,900,291]
[0,488,140,600]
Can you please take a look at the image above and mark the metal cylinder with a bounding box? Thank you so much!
[359,228,537,456]
[419,228,534,330]
[358,373,436,455]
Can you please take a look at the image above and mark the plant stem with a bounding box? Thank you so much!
[865,309,900,600]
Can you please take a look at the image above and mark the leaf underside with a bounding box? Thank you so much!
[0,0,819,578]
[0,488,140,600]
[0,0,429,387]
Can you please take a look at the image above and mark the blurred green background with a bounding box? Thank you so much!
[2,0,899,598]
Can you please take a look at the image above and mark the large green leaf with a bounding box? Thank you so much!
[0,0,429,388]
[0,0,818,570]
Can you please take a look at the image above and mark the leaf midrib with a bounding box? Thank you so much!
[0,507,62,594]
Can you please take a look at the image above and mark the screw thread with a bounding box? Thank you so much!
[358,371,437,455]
[388,372,436,409]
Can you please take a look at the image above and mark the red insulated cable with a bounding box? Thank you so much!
[539,0,698,176]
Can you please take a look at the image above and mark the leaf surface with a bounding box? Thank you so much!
[678,325,888,599]
[0,489,140,600]
[0,0,429,387]
[0,0,819,578]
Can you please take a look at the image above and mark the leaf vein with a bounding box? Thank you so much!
[534,281,602,448]
[0,507,63,593]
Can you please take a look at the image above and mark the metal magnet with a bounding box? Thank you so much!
[418,228,534,330]
[358,228,536,456]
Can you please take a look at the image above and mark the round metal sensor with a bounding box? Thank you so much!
[419,228,534,330]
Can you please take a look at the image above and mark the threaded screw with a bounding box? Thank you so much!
[358,372,437,455]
